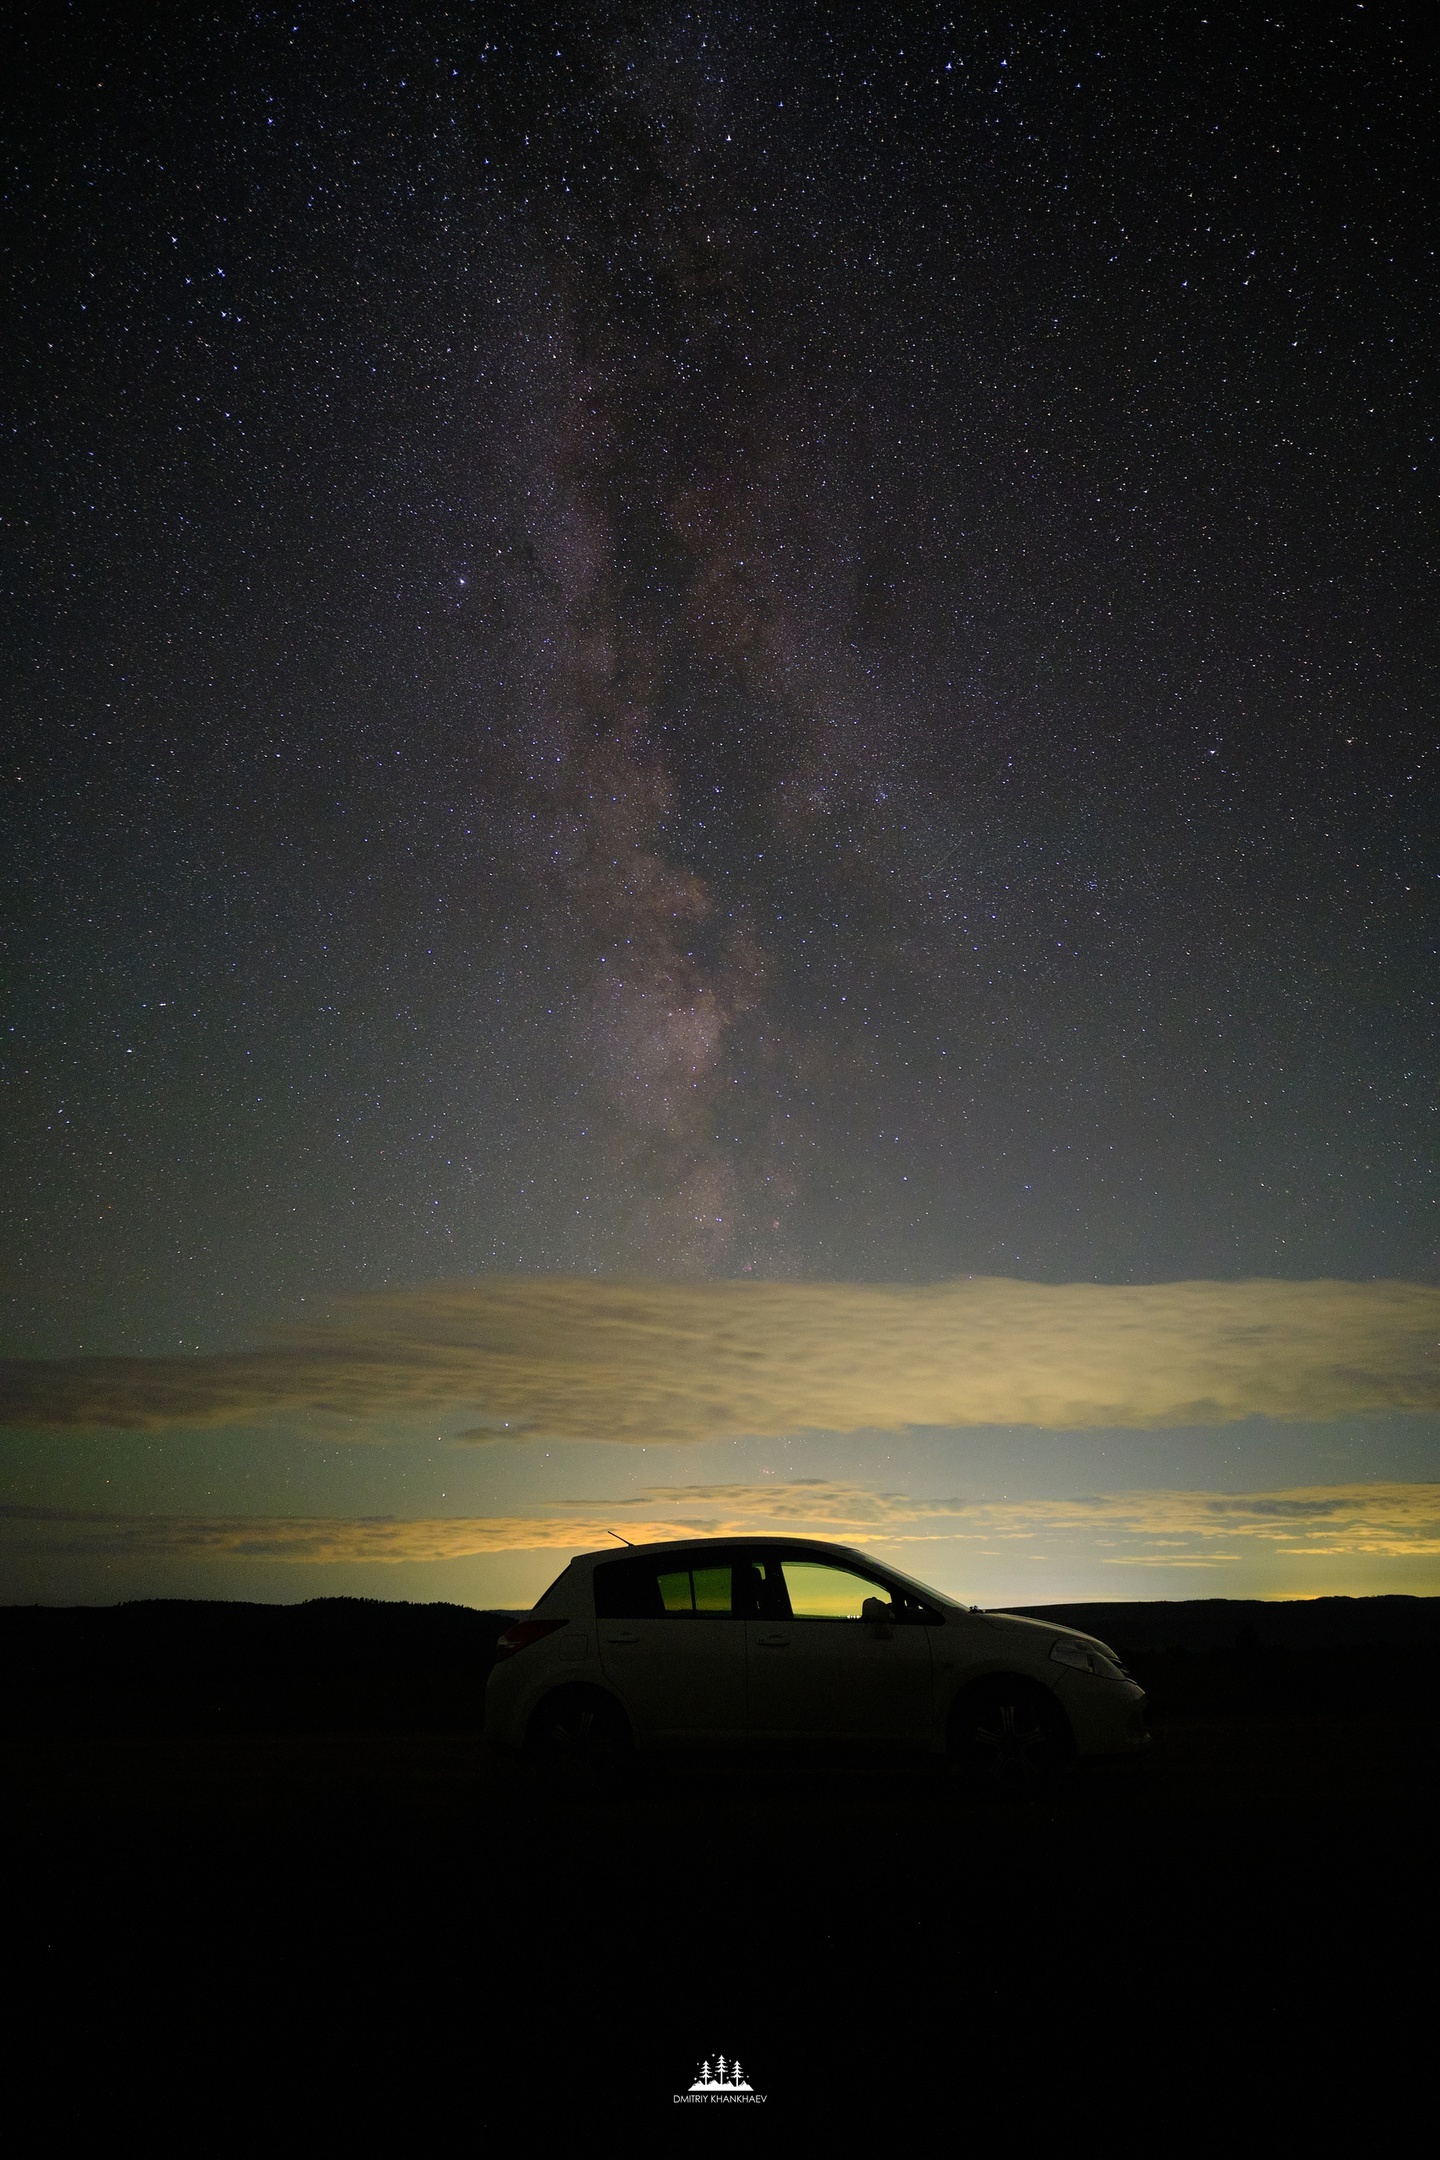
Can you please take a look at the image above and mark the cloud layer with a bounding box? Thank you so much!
[5,1480,1440,1566]
[2,1275,1437,1440]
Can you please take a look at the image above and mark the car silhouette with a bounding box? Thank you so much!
[485,1536,1147,1787]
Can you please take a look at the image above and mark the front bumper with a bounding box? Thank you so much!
[1057,1674,1150,1756]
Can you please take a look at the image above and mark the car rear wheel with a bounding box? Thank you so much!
[526,1686,633,1782]
[948,1677,1072,1799]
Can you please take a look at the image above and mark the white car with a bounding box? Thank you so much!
[485,1537,1147,1786]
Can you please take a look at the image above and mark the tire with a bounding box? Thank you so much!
[525,1686,633,1782]
[947,1676,1073,1799]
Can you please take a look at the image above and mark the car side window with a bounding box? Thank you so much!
[656,1568,692,1613]
[593,1557,665,1619]
[656,1565,734,1614]
[735,1556,789,1620]
[594,1554,736,1618]
[692,1567,732,1613]
[780,1560,895,1621]
[595,1553,941,1622]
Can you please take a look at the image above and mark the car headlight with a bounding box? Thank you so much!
[1050,1637,1131,1682]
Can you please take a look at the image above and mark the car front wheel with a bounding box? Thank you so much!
[948,1677,1072,1798]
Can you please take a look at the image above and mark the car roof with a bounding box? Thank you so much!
[572,1535,900,1569]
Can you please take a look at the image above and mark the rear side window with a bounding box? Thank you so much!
[593,1558,665,1618]
[594,1554,738,1618]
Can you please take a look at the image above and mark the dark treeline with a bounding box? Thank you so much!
[1,1598,516,1736]
[1011,1595,1440,1721]
[4,1593,1438,1736]
[1011,1596,1440,1652]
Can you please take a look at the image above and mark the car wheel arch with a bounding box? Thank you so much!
[945,1668,1076,1754]
[524,1679,635,1753]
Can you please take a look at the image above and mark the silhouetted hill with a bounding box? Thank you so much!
[6,1592,1439,1735]
[1003,1595,1440,1652]
[0,1597,517,1735]
[1005,1595,1440,1718]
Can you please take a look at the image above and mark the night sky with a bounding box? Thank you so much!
[3,3,1437,1607]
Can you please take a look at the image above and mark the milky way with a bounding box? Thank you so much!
[3,5,1435,1361]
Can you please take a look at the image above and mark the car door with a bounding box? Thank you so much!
[744,1554,933,1747]
[594,1550,747,1743]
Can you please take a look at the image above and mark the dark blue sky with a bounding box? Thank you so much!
[4,0,1435,1370]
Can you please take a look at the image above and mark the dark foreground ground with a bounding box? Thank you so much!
[6,1594,1438,2136]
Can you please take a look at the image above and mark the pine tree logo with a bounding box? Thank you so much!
[688,2054,754,2093]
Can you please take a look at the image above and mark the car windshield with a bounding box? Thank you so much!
[860,1557,961,1610]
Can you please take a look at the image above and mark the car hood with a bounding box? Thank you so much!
[979,1609,1119,1659]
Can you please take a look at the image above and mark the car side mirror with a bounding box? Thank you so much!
[861,1597,893,1625]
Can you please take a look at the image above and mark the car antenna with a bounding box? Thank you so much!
[606,1529,635,1546]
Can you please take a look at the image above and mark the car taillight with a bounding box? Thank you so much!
[493,1617,569,1663]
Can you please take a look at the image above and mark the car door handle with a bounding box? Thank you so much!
[755,1633,790,1648]
[604,1631,641,1645]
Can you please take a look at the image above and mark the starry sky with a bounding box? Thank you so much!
[3,2,1437,1607]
